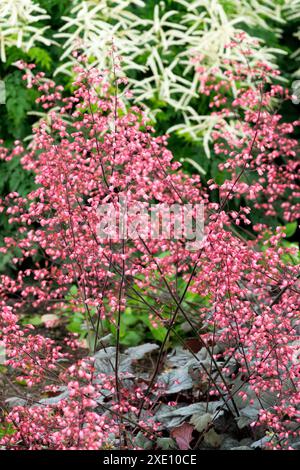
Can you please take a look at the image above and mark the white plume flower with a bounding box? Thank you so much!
[283,0,300,77]
[0,0,52,62]
[55,1,287,146]
[10,0,290,159]
[54,0,146,75]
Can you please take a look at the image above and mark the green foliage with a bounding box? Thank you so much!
[3,71,37,139]
[0,422,15,439]
[284,221,298,238]
[22,315,44,327]
[58,280,205,348]
[28,47,52,70]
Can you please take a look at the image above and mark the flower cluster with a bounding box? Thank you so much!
[195,36,300,221]
[0,304,64,386]
[1,354,159,449]
[0,53,299,449]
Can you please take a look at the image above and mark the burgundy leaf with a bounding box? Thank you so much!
[171,422,194,450]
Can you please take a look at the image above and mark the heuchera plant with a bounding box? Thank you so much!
[196,35,300,221]
[0,42,299,450]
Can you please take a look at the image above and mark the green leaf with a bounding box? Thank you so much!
[123,307,139,326]
[141,314,168,342]
[190,412,212,432]
[284,222,297,238]
[4,71,37,137]
[66,311,85,334]
[69,285,78,297]
[134,431,153,449]
[22,315,43,326]
[157,437,177,450]
[0,423,16,439]
[120,330,142,346]
[28,48,52,70]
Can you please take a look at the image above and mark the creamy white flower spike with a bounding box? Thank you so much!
[0,0,52,62]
